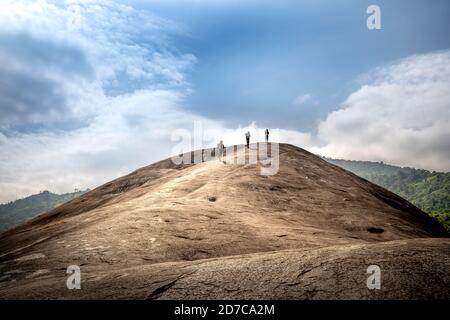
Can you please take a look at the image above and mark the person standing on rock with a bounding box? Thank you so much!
[265,129,269,143]
[245,131,251,148]
[217,140,224,162]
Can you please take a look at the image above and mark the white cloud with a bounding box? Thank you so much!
[0,132,6,144]
[0,0,199,202]
[0,0,195,128]
[293,93,311,106]
[311,50,450,172]
[0,90,189,202]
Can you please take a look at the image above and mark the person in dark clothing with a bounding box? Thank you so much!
[245,131,250,148]
[265,128,269,143]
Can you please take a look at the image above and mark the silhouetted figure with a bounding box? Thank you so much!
[217,140,224,162]
[245,131,250,148]
[265,129,269,143]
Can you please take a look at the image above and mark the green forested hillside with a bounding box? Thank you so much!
[325,158,450,232]
[0,189,89,232]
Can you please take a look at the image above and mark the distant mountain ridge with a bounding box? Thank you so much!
[0,189,89,232]
[324,157,450,232]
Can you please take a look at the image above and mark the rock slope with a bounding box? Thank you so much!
[0,144,448,299]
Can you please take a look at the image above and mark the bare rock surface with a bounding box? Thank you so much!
[0,144,448,299]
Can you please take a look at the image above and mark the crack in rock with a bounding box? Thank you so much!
[146,271,195,300]
[146,278,180,300]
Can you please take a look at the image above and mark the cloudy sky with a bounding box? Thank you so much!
[0,0,449,203]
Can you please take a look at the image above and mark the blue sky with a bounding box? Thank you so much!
[128,0,450,131]
[0,0,449,202]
